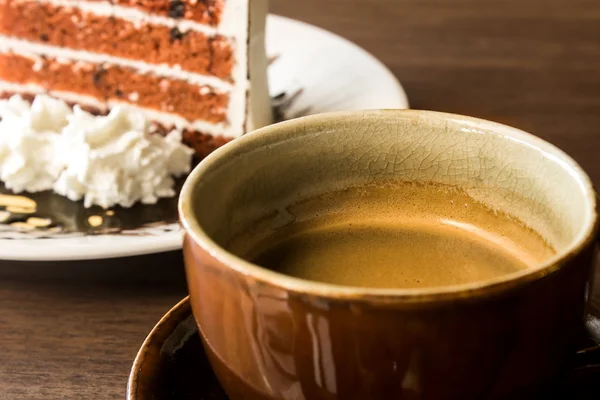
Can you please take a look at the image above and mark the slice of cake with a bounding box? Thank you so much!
[0,0,272,158]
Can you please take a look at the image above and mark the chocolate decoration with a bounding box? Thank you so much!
[169,27,185,42]
[168,1,186,19]
[0,181,180,237]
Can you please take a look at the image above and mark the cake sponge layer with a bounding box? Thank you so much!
[0,53,229,124]
[0,0,234,79]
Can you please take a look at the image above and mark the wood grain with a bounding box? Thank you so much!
[1,0,599,398]
[0,253,187,399]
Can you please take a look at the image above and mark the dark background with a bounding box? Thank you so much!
[1,0,599,398]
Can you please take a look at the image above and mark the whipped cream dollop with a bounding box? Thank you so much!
[0,95,69,193]
[0,95,194,209]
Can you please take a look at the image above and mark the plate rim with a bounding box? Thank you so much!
[268,15,409,110]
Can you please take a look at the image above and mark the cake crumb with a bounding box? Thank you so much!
[32,59,45,72]
[159,80,170,92]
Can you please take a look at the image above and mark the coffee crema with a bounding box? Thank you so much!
[228,182,556,289]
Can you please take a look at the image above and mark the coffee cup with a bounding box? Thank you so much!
[180,110,599,399]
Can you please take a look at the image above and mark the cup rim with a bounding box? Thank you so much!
[179,109,598,302]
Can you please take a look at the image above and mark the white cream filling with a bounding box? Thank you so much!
[39,0,219,35]
[221,0,249,136]
[220,0,272,133]
[0,94,194,209]
[0,81,239,137]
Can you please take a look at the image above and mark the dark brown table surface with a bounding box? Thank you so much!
[1,0,599,398]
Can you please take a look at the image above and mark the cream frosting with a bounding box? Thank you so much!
[0,95,68,192]
[0,95,193,209]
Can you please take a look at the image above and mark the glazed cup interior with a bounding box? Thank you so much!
[179,110,597,298]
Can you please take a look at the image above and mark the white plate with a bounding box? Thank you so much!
[0,15,409,261]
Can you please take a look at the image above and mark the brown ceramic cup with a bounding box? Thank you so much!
[180,110,599,400]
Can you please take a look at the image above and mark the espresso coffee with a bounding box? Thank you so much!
[229,182,556,289]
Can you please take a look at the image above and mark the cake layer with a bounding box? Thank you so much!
[181,129,231,158]
[0,53,228,124]
[0,36,233,91]
[0,0,234,79]
[88,0,225,26]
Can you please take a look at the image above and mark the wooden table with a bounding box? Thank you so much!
[1,0,599,398]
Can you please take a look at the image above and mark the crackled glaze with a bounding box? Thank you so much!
[181,112,597,400]
[186,110,593,260]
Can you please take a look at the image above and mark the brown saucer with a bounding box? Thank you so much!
[127,297,600,400]
[127,297,227,400]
